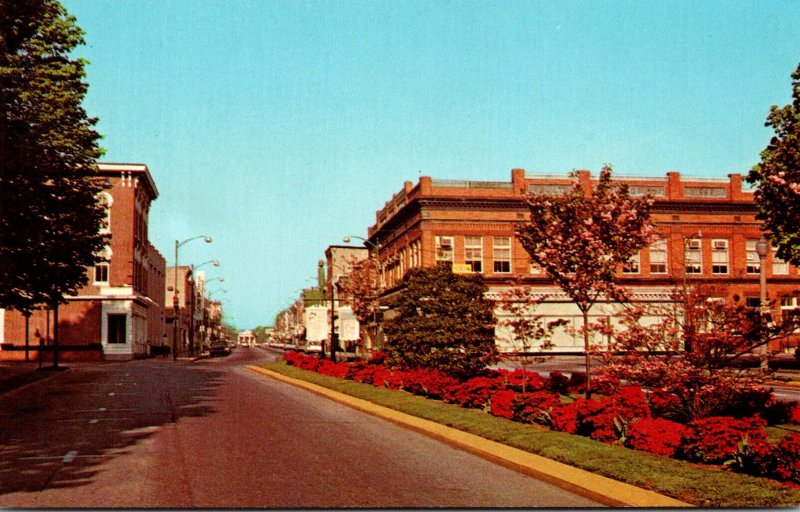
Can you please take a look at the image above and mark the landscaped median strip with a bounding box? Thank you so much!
[247,365,690,508]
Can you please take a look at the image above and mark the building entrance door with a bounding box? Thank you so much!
[108,314,127,344]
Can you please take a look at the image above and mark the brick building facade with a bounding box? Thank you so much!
[366,169,800,353]
[0,163,166,361]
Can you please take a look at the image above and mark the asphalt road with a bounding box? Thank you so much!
[0,347,601,508]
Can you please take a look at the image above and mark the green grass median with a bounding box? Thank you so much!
[260,360,800,508]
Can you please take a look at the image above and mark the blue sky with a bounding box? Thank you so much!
[63,0,800,329]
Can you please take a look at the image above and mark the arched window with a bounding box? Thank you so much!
[97,192,113,233]
[94,245,112,285]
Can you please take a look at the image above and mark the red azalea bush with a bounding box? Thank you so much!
[511,390,562,425]
[680,415,769,464]
[351,364,381,384]
[626,417,688,457]
[772,433,800,483]
[587,374,620,396]
[316,360,350,379]
[490,389,516,419]
[401,369,460,399]
[501,369,545,392]
[444,375,506,408]
[550,401,580,434]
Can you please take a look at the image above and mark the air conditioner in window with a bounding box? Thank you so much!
[713,240,727,250]
[687,240,701,250]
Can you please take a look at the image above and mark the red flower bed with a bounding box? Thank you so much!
[681,415,768,464]
[772,433,800,483]
[500,369,545,392]
[443,375,506,408]
[627,417,688,457]
[316,360,350,379]
[401,369,460,399]
[490,389,515,419]
[550,401,579,434]
[512,390,562,425]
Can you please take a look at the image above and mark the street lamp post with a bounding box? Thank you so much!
[173,235,212,361]
[756,235,770,371]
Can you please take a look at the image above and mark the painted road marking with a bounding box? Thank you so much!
[89,419,98,424]
[19,452,106,464]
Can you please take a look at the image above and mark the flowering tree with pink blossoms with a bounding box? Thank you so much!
[516,166,657,397]
[747,62,800,267]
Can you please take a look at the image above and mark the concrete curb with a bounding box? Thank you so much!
[247,365,692,508]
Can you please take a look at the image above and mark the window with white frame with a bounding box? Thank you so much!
[649,239,667,274]
[623,251,640,274]
[94,246,111,285]
[685,238,702,274]
[711,239,729,274]
[773,245,789,275]
[493,237,511,273]
[435,236,454,263]
[746,240,760,274]
[464,236,483,273]
[781,296,800,325]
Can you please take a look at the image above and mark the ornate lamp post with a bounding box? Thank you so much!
[173,235,212,360]
[756,235,770,371]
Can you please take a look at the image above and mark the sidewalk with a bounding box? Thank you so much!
[0,362,66,395]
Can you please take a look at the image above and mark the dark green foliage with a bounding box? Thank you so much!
[382,263,497,379]
[0,0,105,311]
[747,62,800,267]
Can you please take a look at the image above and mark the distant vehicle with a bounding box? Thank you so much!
[209,341,231,357]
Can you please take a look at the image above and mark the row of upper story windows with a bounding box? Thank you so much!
[430,235,794,277]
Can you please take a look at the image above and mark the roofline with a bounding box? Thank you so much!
[96,162,159,199]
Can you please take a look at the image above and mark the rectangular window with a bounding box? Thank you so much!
[435,236,454,263]
[623,251,640,274]
[94,263,109,284]
[711,239,729,274]
[745,296,761,309]
[493,237,511,273]
[464,236,483,273]
[649,239,667,274]
[773,245,789,275]
[107,314,126,344]
[685,239,702,274]
[746,240,760,274]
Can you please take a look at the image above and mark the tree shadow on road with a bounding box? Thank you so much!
[0,359,225,496]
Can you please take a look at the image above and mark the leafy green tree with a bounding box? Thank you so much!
[0,0,106,316]
[515,166,656,397]
[747,62,800,266]
[383,263,497,379]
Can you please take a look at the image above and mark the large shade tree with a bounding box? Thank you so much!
[747,62,800,266]
[515,166,656,397]
[383,263,497,379]
[0,0,106,364]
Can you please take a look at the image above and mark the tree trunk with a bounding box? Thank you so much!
[583,308,591,399]
[24,313,30,363]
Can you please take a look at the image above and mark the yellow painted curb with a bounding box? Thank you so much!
[247,365,692,508]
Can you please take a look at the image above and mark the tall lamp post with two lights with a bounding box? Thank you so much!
[756,235,770,371]
[173,235,212,360]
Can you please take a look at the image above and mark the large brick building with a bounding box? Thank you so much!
[365,169,800,353]
[0,163,166,361]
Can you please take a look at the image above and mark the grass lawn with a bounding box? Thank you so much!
[260,360,800,508]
